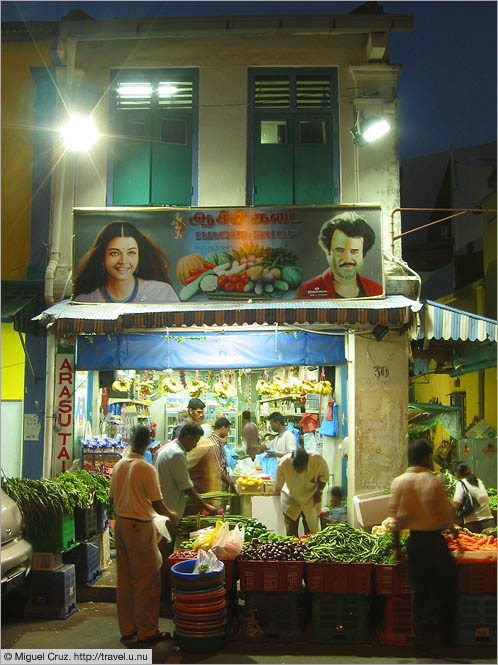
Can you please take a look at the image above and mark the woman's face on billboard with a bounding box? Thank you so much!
[103,236,139,282]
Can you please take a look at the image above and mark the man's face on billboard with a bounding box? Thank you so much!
[327,230,364,280]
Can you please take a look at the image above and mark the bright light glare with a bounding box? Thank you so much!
[117,84,153,97]
[363,118,391,143]
[62,116,100,152]
[158,84,178,96]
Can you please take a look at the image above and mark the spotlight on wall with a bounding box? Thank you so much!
[350,115,391,147]
[372,324,389,342]
[62,116,100,152]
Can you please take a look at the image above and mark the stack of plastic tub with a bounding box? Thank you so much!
[171,559,227,652]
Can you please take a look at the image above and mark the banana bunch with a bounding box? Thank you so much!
[256,379,274,396]
[187,379,209,398]
[112,377,132,392]
[137,379,154,395]
[315,380,332,395]
[161,376,182,393]
[300,380,316,394]
[231,241,265,261]
[212,378,235,399]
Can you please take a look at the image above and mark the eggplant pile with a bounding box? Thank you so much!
[238,537,311,561]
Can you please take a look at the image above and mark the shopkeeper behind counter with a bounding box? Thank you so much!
[264,412,297,459]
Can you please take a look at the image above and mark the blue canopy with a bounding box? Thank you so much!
[76,330,346,370]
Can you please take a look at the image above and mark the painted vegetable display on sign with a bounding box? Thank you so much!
[177,242,303,301]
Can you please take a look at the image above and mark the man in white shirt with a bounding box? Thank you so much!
[154,423,217,608]
[389,439,457,658]
[274,447,329,535]
[265,412,297,458]
[110,426,178,646]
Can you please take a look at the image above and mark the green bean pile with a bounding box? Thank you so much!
[304,524,397,564]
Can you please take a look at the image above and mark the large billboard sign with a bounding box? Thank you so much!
[72,206,384,304]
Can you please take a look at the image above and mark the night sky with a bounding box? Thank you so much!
[2,1,496,162]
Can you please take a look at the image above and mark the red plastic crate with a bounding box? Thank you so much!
[374,564,411,595]
[456,561,497,594]
[238,560,303,592]
[376,595,415,646]
[168,550,237,590]
[305,562,372,594]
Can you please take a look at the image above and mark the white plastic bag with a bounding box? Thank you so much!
[152,514,171,543]
[223,522,245,560]
[193,548,223,574]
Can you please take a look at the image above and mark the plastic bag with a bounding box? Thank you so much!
[212,522,245,560]
[234,457,257,476]
[211,520,230,549]
[193,548,224,574]
[257,452,278,479]
[152,514,171,543]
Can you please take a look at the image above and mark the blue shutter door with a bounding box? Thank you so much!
[112,110,151,205]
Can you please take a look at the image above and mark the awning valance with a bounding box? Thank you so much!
[418,300,497,343]
[34,295,421,336]
[408,402,462,439]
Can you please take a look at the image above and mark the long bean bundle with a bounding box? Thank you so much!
[304,524,397,564]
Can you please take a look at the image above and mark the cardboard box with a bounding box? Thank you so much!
[353,491,391,529]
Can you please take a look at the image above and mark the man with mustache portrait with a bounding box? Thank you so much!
[295,212,382,299]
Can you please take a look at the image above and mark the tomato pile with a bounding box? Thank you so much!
[217,272,250,293]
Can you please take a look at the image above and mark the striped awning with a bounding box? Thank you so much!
[418,300,497,343]
[34,295,421,337]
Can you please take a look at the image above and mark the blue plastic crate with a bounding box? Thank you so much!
[74,505,98,542]
[456,594,497,646]
[62,537,101,585]
[24,564,77,619]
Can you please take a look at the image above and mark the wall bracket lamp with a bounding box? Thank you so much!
[350,113,391,147]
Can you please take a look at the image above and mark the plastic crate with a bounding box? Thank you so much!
[74,505,98,542]
[95,502,108,534]
[32,552,63,571]
[241,592,301,640]
[309,593,370,644]
[376,595,415,646]
[99,528,111,570]
[456,560,497,594]
[238,560,303,592]
[304,562,372,594]
[62,537,101,585]
[456,594,497,645]
[374,564,411,595]
[24,564,77,619]
[31,512,76,553]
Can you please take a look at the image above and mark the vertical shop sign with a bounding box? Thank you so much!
[53,354,74,474]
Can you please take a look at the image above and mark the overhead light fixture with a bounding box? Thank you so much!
[62,116,100,152]
[350,114,391,147]
[372,324,389,342]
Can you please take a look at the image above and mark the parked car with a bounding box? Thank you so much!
[1,493,33,595]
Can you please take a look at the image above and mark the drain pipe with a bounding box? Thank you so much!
[44,37,77,306]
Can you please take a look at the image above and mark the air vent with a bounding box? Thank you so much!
[254,77,291,108]
[158,80,193,109]
[296,76,332,109]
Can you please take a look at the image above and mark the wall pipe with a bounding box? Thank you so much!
[44,37,77,306]
[390,207,497,255]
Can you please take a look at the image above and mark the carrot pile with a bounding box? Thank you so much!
[445,529,497,552]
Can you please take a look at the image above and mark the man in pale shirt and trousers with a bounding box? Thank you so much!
[274,447,329,535]
[110,426,178,646]
[389,438,457,659]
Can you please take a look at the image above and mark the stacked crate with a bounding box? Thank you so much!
[374,563,414,646]
[63,536,101,585]
[455,558,496,646]
[304,562,372,644]
[24,564,77,619]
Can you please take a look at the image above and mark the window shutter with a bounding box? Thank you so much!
[296,75,332,109]
[158,80,193,109]
[116,81,153,110]
[254,76,291,108]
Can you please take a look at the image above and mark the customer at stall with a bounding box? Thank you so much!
[110,425,178,646]
[172,398,205,439]
[274,447,329,536]
[242,410,261,459]
[154,423,217,609]
[389,438,457,658]
[187,417,235,497]
[265,412,297,458]
[320,485,348,528]
[453,462,495,532]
